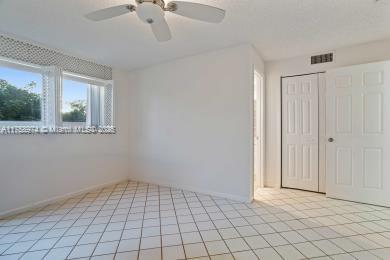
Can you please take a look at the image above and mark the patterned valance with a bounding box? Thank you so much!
[0,35,112,80]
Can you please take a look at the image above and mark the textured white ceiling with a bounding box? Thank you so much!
[0,0,390,70]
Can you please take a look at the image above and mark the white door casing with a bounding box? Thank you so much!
[326,61,390,207]
[254,71,264,191]
[318,73,327,193]
[254,74,260,190]
[282,74,319,192]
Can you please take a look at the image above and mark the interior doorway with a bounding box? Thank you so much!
[253,70,264,193]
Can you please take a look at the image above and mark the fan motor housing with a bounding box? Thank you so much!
[136,0,166,24]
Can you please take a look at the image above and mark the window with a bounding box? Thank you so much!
[0,59,42,125]
[61,72,114,129]
[0,57,114,134]
[62,78,88,125]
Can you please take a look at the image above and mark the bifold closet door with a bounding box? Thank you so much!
[326,61,390,207]
[282,74,319,192]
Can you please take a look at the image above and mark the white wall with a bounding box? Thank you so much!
[265,38,390,188]
[0,69,131,216]
[128,44,264,202]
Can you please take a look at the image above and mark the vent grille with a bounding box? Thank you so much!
[311,53,333,65]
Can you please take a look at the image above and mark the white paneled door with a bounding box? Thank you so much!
[326,61,390,207]
[282,74,319,192]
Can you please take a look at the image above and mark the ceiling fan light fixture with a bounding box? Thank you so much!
[136,1,166,24]
[85,0,225,41]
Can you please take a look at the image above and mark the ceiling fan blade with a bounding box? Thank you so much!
[85,4,135,21]
[167,1,225,23]
[151,19,172,42]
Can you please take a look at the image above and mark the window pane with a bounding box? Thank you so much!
[0,66,42,122]
[62,79,88,123]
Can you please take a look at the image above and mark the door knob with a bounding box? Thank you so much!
[328,138,334,143]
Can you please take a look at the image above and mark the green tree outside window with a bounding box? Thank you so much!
[62,100,87,122]
[0,79,41,121]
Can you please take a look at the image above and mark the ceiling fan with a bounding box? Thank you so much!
[85,0,226,42]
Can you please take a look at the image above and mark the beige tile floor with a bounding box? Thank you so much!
[0,181,390,259]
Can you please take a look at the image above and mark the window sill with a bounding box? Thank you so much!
[0,121,42,126]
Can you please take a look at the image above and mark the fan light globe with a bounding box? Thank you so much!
[136,2,165,24]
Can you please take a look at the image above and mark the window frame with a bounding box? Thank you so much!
[0,56,114,134]
[0,56,44,127]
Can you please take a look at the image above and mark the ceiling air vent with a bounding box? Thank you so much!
[311,53,333,65]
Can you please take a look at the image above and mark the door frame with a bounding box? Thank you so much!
[280,72,326,193]
[253,69,265,193]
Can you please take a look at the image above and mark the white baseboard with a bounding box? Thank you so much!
[129,176,252,203]
[0,178,129,218]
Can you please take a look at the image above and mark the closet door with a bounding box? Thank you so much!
[326,61,390,206]
[282,74,319,192]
